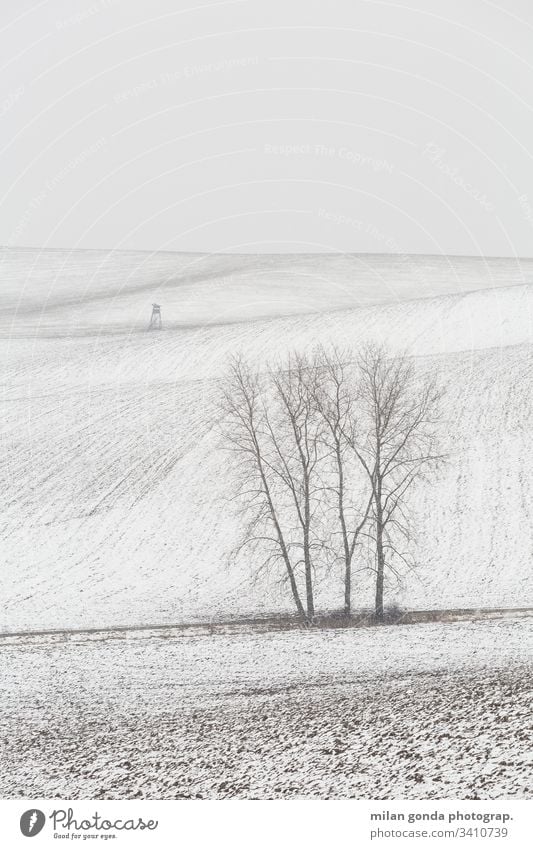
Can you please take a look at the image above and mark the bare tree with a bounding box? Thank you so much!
[312,346,373,616]
[219,354,327,620]
[349,346,445,622]
[267,353,327,617]
[219,345,444,624]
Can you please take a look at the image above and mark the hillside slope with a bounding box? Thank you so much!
[2,248,532,335]
[0,250,532,631]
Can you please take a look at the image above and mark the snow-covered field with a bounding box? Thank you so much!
[1,248,531,799]
[1,248,533,630]
[3,248,532,335]
[0,617,530,799]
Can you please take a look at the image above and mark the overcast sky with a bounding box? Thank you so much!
[1,0,532,256]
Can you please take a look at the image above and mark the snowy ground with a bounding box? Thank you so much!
[0,616,531,799]
[1,249,533,630]
[2,250,531,801]
[3,248,532,335]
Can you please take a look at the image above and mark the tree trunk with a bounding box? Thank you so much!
[373,465,385,622]
[336,441,352,617]
[287,562,306,619]
[375,507,385,622]
[344,561,351,616]
[303,527,315,618]
[256,449,306,620]
[269,502,307,620]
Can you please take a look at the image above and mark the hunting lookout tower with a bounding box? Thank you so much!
[148,303,162,330]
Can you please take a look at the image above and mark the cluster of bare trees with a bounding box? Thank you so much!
[219,345,444,623]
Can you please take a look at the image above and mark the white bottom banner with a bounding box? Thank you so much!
[1,799,530,848]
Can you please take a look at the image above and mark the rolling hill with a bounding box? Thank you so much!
[1,248,532,631]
